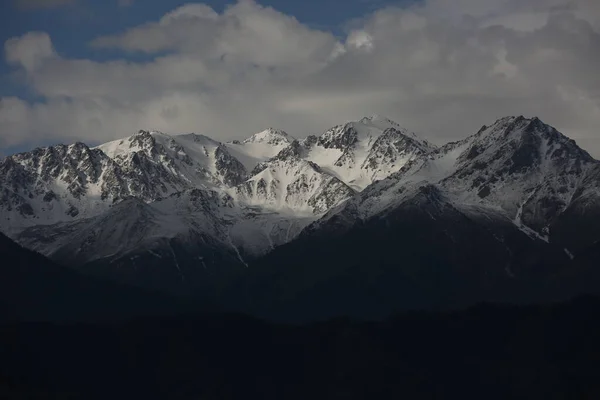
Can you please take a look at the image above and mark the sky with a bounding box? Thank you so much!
[1,0,600,157]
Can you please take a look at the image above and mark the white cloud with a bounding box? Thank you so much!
[2,0,600,157]
[5,32,56,71]
[346,31,374,52]
[90,0,339,71]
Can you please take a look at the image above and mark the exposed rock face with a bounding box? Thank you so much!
[310,116,600,252]
[235,155,355,215]
[3,115,600,305]
[291,115,436,191]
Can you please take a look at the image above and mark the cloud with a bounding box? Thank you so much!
[2,0,600,157]
[14,0,76,10]
[90,1,339,70]
[5,31,57,71]
[118,0,134,7]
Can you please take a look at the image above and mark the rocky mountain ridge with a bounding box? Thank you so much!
[230,116,600,320]
[309,116,600,251]
[2,115,600,304]
[1,115,426,268]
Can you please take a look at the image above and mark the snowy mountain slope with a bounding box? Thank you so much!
[547,163,600,253]
[5,113,600,304]
[295,115,435,191]
[235,153,356,215]
[18,197,184,265]
[0,142,144,235]
[228,209,314,258]
[309,116,600,252]
[225,128,295,171]
[0,130,248,237]
[9,125,354,265]
[15,183,312,271]
[438,116,596,223]
[16,191,249,295]
[235,181,570,321]
[98,129,248,189]
[241,128,295,146]
[0,116,426,238]
[0,123,359,271]
[17,189,239,266]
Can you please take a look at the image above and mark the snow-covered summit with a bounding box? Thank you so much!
[236,155,355,215]
[358,115,432,145]
[242,128,294,146]
[313,116,600,248]
[225,128,294,171]
[5,114,600,276]
[0,141,141,233]
[288,116,435,190]
[98,129,247,190]
[358,114,404,130]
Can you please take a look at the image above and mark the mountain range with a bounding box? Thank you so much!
[1,114,600,320]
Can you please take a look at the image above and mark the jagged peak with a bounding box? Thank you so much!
[318,124,359,150]
[6,142,101,163]
[97,130,177,159]
[131,129,161,139]
[355,114,409,131]
[67,141,97,155]
[444,115,598,180]
[358,114,397,125]
[127,129,158,144]
[127,129,174,145]
[242,128,294,145]
[473,115,584,149]
[136,129,169,136]
[68,141,90,149]
[480,115,545,132]
[176,132,220,146]
[352,115,433,146]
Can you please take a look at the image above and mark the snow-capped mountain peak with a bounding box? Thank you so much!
[293,116,436,190]
[242,128,294,146]
[0,141,132,233]
[235,155,355,215]
[315,115,600,250]
[357,115,433,146]
[439,115,596,186]
[463,116,594,164]
[98,129,247,190]
[225,128,295,171]
[5,114,600,285]
[358,114,403,129]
